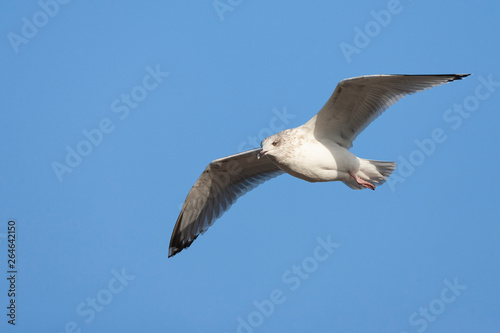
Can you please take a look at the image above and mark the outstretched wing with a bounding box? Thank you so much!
[169,148,283,257]
[301,74,469,148]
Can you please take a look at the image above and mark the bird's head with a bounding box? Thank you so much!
[258,133,284,160]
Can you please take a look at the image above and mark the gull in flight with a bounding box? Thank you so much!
[169,74,469,257]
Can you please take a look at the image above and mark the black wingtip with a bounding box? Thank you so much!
[169,241,196,258]
[168,239,184,258]
[448,73,471,81]
[168,249,177,258]
[168,231,197,258]
[168,243,185,258]
[168,228,183,258]
[398,73,471,81]
[168,210,191,258]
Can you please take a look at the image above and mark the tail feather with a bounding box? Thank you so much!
[343,159,396,190]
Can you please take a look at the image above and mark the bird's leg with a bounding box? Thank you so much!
[348,171,375,190]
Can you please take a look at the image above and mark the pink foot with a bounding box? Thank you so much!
[348,171,375,190]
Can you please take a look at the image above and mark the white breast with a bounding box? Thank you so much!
[277,137,359,183]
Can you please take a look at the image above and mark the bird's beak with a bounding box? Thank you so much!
[257,150,267,159]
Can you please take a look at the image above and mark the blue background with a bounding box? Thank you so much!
[1,1,499,332]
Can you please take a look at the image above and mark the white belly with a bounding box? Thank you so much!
[275,140,360,182]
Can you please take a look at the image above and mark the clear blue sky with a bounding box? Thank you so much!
[1,1,499,332]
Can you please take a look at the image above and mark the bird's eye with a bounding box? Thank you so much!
[272,140,279,146]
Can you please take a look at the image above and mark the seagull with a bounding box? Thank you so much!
[169,74,469,257]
